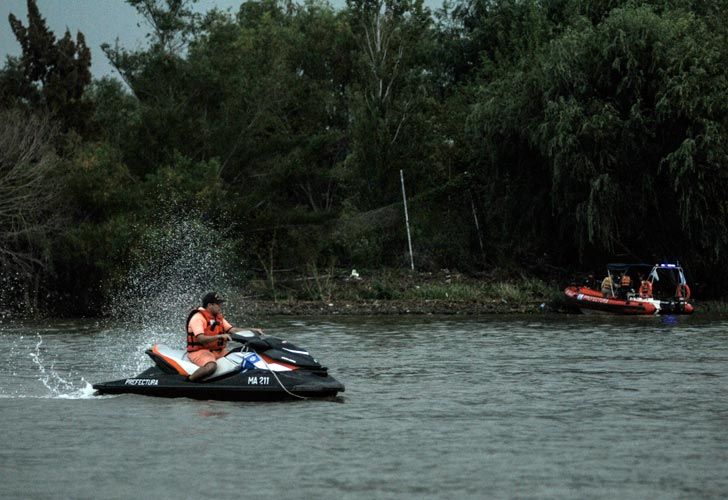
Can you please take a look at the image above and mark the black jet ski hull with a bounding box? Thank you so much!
[93,367,345,401]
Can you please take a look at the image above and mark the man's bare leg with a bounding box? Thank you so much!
[188,361,216,382]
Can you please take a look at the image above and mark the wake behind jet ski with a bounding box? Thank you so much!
[93,331,345,401]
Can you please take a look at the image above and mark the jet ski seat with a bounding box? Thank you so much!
[146,344,199,376]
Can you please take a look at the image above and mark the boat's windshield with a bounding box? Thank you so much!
[649,265,687,298]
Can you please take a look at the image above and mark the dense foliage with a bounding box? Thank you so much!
[1,0,727,314]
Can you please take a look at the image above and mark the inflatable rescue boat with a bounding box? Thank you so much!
[565,263,694,315]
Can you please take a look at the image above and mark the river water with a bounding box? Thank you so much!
[1,314,727,499]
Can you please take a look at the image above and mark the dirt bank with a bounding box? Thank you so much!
[242,298,550,316]
[233,268,563,316]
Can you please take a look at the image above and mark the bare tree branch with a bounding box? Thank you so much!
[0,109,62,279]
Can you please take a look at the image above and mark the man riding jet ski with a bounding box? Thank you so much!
[184,291,259,382]
[93,329,345,401]
[93,292,344,400]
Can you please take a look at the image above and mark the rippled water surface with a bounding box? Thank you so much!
[1,314,727,499]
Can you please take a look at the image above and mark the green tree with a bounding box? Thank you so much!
[469,4,728,288]
[101,0,202,174]
[6,0,93,134]
[345,0,437,209]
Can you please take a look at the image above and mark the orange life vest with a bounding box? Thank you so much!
[676,283,691,300]
[639,280,653,298]
[185,307,227,352]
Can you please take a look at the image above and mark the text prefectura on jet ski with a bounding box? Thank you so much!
[564,262,694,315]
[93,331,345,401]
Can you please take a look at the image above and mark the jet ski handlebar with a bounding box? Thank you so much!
[230,330,263,342]
[228,330,270,353]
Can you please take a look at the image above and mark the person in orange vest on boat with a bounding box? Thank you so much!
[620,273,632,288]
[639,278,653,298]
[185,292,263,382]
[618,273,632,298]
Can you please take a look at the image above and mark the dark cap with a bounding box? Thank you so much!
[202,292,225,307]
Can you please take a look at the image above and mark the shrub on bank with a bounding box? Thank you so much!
[244,268,558,305]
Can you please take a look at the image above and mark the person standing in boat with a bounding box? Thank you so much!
[185,292,263,382]
[639,274,653,298]
[618,273,632,299]
[601,274,615,297]
[583,272,597,290]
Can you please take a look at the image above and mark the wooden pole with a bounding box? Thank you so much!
[400,169,414,270]
[471,198,485,259]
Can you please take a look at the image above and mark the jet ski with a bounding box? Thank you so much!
[93,331,345,401]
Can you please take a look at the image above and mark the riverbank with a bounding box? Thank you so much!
[235,268,562,316]
[242,298,548,315]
